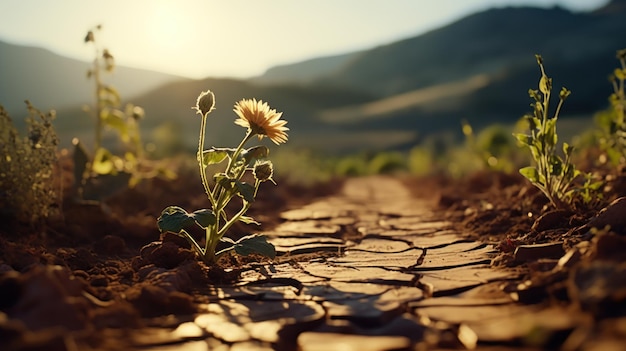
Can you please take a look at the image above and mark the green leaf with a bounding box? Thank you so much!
[228,159,246,178]
[550,158,563,176]
[606,148,622,165]
[215,173,234,190]
[220,237,236,245]
[92,147,117,175]
[192,209,217,227]
[235,181,255,202]
[528,89,541,102]
[524,116,541,130]
[157,206,215,233]
[529,145,540,160]
[519,166,540,183]
[239,215,260,225]
[157,206,192,233]
[234,234,276,258]
[539,75,551,95]
[534,102,543,116]
[100,108,128,140]
[513,133,532,145]
[242,146,269,165]
[544,119,557,146]
[587,181,604,191]
[562,142,573,156]
[100,85,121,106]
[202,149,229,166]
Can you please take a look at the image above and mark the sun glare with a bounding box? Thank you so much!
[146,2,193,53]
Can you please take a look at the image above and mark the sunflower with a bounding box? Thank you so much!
[233,98,288,144]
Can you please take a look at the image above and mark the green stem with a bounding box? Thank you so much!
[217,179,260,238]
[203,226,218,264]
[213,130,255,212]
[92,52,103,174]
[541,85,555,205]
[197,114,216,208]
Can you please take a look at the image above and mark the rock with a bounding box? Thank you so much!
[94,235,127,255]
[140,241,195,269]
[161,231,191,249]
[0,271,22,310]
[89,274,108,287]
[139,241,161,260]
[555,248,582,271]
[55,247,96,271]
[586,197,626,234]
[532,209,572,232]
[7,265,90,331]
[514,242,565,263]
[89,301,142,329]
[589,232,626,261]
[298,332,411,351]
[568,261,626,318]
[126,284,196,317]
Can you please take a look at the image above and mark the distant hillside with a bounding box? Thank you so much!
[311,5,623,98]
[303,1,626,142]
[250,51,361,85]
[0,40,188,116]
[18,1,626,154]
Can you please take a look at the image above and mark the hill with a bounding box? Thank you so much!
[0,40,189,116]
[276,1,625,145]
[250,51,361,85]
[216,1,626,150]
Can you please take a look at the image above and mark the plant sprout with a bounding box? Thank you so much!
[157,90,288,265]
[76,25,148,192]
[514,55,601,209]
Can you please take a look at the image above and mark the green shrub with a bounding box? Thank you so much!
[462,121,520,173]
[408,146,434,176]
[367,151,407,174]
[0,102,58,223]
[595,48,626,165]
[334,154,369,176]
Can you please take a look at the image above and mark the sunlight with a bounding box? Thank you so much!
[146,1,194,54]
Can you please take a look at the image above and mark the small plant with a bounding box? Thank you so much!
[76,25,147,194]
[514,55,600,209]
[595,48,626,165]
[461,120,517,173]
[157,90,288,265]
[0,102,58,223]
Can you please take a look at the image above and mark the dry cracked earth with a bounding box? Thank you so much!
[2,175,626,350]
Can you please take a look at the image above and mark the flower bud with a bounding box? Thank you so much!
[131,105,145,120]
[84,30,94,43]
[253,160,275,184]
[195,90,215,117]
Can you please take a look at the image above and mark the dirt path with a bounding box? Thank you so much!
[82,175,570,351]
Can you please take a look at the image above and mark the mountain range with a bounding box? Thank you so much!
[2,0,625,153]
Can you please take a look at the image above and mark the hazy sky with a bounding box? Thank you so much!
[0,0,609,79]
